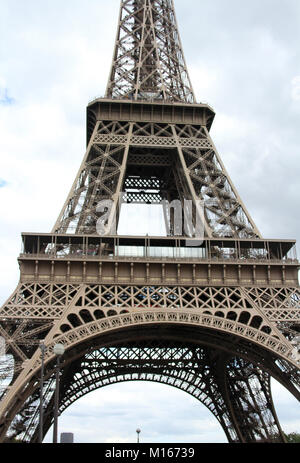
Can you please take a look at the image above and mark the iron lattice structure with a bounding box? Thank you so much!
[105,0,195,102]
[0,0,299,443]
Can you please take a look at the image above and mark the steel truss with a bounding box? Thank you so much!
[0,0,299,444]
[0,281,299,442]
[52,120,260,238]
[2,326,299,444]
[106,0,195,102]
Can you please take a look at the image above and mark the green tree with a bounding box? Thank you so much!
[284,432,300,443]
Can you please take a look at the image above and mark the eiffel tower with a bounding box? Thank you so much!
[0,0,299,444]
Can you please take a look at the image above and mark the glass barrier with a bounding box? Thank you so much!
[21,235,298,262]
[115,246,207,259]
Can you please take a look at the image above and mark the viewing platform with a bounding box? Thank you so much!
[18,234,299,287]
[20,233,298,263]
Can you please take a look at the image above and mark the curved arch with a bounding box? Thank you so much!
[0,310,299,444]
[54,344,236,441]
[58,376,235,441]
[38,309,295,371]
[38,376,234,443]
[250,315,263,329]
[226,311,237,321]
[238,311,251,325]
[59,345,225,412]
[94,309,105,320]
[36,333,287,444]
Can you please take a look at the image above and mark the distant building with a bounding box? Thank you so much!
[60,433,74,443]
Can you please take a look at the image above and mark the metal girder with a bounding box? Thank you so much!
[106,0,195,102]
[52,120,261,238]
[0,0,299,445]
[2,330,295,444]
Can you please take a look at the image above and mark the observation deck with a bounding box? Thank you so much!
[86,97,216,146]
[18,234,299,287]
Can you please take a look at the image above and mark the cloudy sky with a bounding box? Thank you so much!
[0,0,300,443]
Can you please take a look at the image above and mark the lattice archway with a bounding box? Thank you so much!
[39,309,299,370]
[1,315,299,443]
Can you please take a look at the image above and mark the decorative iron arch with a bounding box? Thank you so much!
[40,341,238,443]
[1,312,299,443]
[37,309,298,370]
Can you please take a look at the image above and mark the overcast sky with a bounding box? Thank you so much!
[0,0,300,443]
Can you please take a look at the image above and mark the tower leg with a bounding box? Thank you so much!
[219,357,286,443]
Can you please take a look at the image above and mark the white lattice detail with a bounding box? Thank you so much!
[2,283,299,324]
[263,310,300,321]
[179,138,213,148]
[130,135,176,146]
[93,134,128,145]
[244,287,300,312]
[93,133,213,149]
[0,284,80,319]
